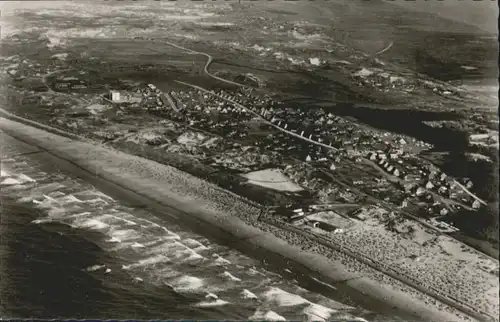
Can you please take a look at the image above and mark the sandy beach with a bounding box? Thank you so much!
[0,111,483,322]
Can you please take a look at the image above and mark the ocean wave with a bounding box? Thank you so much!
[122,254,170,270]
[85,264,106,272]
[194,299,229,308]
[221,271,242,282]
[302,303,337,321]
[0,153,368,321]
[212,253,231,266]
[249,309,286,321]
[241,289,258,300]
[170,275,205,292]
[261,287,310,307]
[1,178,22,185]
[109,229,141,242]
[75,218,110,230]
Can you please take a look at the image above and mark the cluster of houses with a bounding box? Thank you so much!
[104,83,179,111]
[53,76,88,91]
[138,84,165,109]
[413,169,478,207]
[127,84,481,220]
[165,87,382,167]
[272,205,342,233]
[209,88,275,109]
[399,175,479,220]
[367,151,404,178]
[364,147,480,213]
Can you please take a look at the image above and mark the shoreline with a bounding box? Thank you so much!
[0,111,481,322]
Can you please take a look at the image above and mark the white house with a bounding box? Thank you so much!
[438,186,448,194]
[110,91,120,102]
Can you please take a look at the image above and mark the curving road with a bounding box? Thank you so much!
[374,41,394,56]
[164,41,247,88]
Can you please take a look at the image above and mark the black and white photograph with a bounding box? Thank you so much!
[0,0,498,321]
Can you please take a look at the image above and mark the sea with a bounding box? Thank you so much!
[0,132,376,321]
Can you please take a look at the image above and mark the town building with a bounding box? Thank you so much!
[110,91,120,102]
[438,186,448,195]
[416,187,425,197]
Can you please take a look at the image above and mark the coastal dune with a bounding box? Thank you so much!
[0,113,480,322]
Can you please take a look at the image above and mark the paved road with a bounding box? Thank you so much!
[374,41,394,56]
[453,180,488,206]
[164,41,247,88]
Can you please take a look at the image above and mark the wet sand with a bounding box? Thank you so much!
[0,111,480,322]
